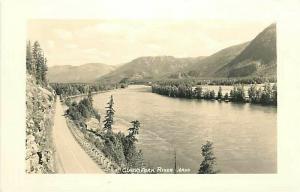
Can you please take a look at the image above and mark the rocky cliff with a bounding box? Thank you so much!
[26,74,56,173]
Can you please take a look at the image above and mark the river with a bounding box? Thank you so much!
[90,85,276,173]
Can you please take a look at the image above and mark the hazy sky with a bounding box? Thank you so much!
[28,20,272,66]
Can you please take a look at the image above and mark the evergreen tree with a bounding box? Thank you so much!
[88,89,93,103]
[103,95,115,133]
[209,90,215,99]
[217,86,222,100]
[31,41,48,85]
[230,85,245,102]
[127,120,140,142]
[32,41,41,80]
[194,86,203,99]
[236,85,245,102]
[102,132,126,165]
[224,93,229,100]
[65,97,72,107]
[272,84,277,105]
[26,41,33,73]
[203,90,210,100]
[198,141,218,174]
[123,120,143,168]
[41,53,48,84]
[261,83,273,105]
[248,84,257,103]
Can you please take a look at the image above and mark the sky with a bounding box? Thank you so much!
[27,20,272,66]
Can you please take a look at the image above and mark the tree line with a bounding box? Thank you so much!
[51,82,128,99]
[51,83,112,97]
[153,76,276,87]
[152,83,277,106]
[26,41,48,85]
[65,94,143,170]
[199,76,276,86]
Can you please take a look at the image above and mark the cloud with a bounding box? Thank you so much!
[53,29,73,40]
[95,23,124,33]
[98,51,111,58]
[64,43,78,49]
[47,40,55,49]
[82,48,98,54]
[28,20,271,66]
[144,43,163,54]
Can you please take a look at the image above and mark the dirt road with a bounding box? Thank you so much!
[52,100,104,173]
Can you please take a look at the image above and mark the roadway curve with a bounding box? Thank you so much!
[52,100,104,173]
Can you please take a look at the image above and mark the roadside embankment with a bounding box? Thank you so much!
[26,74,56,173]
[65,118,120,173]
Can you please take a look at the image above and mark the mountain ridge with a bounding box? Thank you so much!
[216,23,276,77]
[177,42,250,78]
[49,23,276,83]
[98,56,206,83]
[48,63,116,83]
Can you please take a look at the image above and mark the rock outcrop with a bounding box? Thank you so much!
[26,74,56,173]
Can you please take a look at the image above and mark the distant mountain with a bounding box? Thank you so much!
[48,63,116,83]
[54,24,276,83]
[177,42,249,78]
[98,56,205,83]
[169,24,276,79]
[216,23,277,77]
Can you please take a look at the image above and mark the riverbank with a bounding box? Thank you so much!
[63,87,131,135]
[67,90,109,99]
[62,89,145,172]
[152,83,277,106]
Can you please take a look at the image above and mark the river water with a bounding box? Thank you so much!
[91,85,276,173]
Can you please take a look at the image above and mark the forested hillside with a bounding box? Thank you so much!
[48,63,116,83]
[180,42,249,78]
[98,56,205,84]
[26,41,56,173]
[216,24,277,77]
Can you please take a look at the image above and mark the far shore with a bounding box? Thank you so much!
[67,90,110,99]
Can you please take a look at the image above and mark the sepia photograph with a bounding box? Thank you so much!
[2,0,300,192]
[26,19,277,174]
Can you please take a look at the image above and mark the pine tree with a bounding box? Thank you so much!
[32,41,41,79]
[217,86,222,100]
[103,95,115,133]
[28,40,48,85]
[224,93,229,101]
[26,41,33,73]
[209,90,215,99]
[40,53,48,84]
[88,89,93,103]
[248,84,257,103]
[261,83,272,105]
[272,84,277,105]
[32,41,47,84]
[127,120,140,142]
[195,86,202,99]
[123,120,143,168]
[198,141,218,174]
